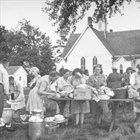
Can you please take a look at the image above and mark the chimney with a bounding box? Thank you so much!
[88,17,93,28]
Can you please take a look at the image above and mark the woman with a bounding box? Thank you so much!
[29,67,41,89]
[88,65,108,124]
[9,76,25,122]
[70,68,90,126]
[26,71,58,114]
[122,67,134,87]
[55,69,71,115]
[129,63,140,123]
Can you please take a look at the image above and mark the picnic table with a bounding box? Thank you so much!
[49,97,134,131]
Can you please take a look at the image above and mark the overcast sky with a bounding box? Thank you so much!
[1,0,140,43]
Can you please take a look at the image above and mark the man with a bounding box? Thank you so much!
[0,59,9,127]
[107,66,123,88]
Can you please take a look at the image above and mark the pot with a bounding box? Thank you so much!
[2,108,13,124]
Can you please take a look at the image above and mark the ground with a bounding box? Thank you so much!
[0,88,140,140]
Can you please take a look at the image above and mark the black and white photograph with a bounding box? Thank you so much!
[0,0,140,139]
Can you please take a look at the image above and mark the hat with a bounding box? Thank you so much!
[126,67,133,72]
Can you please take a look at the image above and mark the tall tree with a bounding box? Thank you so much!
[43,0,140,39]
[0,19,56,75]
[0,26,12,60]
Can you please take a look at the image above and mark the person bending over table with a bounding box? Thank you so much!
[69,68,90,127]
[26,71,59,114]
[88,65,108,124]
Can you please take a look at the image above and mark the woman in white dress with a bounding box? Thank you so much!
[9,76,25,122]
[129,63,140,123]
[26,71,59,114]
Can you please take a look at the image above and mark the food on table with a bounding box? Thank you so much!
[45,117,54,123]
[54,115,65,121]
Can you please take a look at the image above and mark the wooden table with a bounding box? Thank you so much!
[49,97,134,131]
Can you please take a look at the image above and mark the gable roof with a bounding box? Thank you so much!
[62,34,80,58]
[91,28,115,56]
[62,27,140,59]
[107,30,140,56]
[6,66,21,75]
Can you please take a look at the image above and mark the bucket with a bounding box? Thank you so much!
[113,88,127,99]
[28,121,45,140]
[2,108,13,124]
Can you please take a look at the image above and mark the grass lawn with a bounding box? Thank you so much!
[0,88,140,140]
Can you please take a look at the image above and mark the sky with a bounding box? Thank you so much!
[1,0,140,44]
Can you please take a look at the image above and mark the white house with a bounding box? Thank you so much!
[56,17,140,75]
[7,66,28,87]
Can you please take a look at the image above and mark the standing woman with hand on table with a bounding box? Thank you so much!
[88,65,108,124]
[70,68,90,127]
[55,69,71,115]
[129,62,140,124]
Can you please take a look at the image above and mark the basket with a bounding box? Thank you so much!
[2,108,13,124]
[74,88,92,100]
[112,88,127,99]
[61,84,74,93]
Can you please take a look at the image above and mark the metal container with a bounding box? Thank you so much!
[2,108,13,124]
[28,120,45,140]
[113,88,127,99]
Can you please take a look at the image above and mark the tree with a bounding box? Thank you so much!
[0,26,12,60]
[43,0,140,39]
[10,19,56,75]
[0,19,56,75]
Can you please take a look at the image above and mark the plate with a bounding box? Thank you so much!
[46,123,59,128]
[7,100,20,105]
[53,119,67,124]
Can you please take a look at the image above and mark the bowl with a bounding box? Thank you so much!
[45,117,54,123]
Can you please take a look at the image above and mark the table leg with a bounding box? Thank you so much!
[109,101,118,132]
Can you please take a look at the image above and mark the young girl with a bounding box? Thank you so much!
[70,68,90,126]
